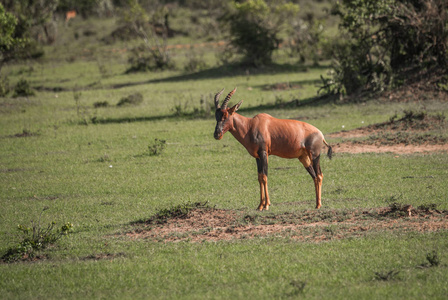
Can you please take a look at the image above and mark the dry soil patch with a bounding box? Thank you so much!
[127,206,448,243]
[328,111,447,154]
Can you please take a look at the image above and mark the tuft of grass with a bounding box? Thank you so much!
[143,201,213,225]
[93,101,109,108]
[117,93,143,107]
[374,270,400,281]
[417,203,438,212]
[425,251,440,267]
[288,279,307,296]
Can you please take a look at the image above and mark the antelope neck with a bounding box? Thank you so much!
[229,113,251,142]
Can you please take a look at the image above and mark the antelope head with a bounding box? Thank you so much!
[214,88,243,140]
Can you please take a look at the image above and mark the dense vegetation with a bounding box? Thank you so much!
[2,0,446,98]
[1,1,447,299]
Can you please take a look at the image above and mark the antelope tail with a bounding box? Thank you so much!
[323,139,333,160]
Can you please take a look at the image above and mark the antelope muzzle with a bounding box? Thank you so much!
[214,122,223,140]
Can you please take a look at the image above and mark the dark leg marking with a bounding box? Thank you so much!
[256,150,268,176]
[312,155,322,175]
[305,165,316,179]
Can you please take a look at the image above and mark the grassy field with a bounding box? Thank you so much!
[1,14,448,299]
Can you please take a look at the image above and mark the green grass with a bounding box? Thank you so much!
[1,234,447,299]
[1,14,448,299]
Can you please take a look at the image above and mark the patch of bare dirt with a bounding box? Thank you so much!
[328,111,448,154]
[126,206,448,243]
[333,142,448,154]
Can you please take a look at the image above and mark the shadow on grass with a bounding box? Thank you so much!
[111,63,326,89]
[34,62,330,94]
[91,94,336,125]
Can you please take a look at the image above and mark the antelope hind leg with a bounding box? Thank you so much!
[312,155,323,209]
[299,154,322,209]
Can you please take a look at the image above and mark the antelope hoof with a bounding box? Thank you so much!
[257,205,270,211]
[316,204,321,209]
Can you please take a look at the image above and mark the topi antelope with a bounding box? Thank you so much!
[214,88,333,210]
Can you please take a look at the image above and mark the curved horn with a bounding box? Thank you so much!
[214,88,225,109]
[221,87,237,109]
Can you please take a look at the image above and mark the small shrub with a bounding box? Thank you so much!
[0,76,10,97]
[126,44,173,73]
[97,60,110,78]
[148,138,166,156]
[1,209,73,263]
[425,251,440,267]
[13,79,35,97]
[223,0,299,66]
[73,91,90,125]
[117,93,143,107]
[93,101,109,108]
[184,52,208,73]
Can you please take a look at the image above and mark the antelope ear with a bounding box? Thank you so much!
[229,100,243,115]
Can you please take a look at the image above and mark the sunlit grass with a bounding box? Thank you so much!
[1,13,448,300]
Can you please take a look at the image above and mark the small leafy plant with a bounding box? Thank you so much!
[148,138,166,156]
[1,208,73,263]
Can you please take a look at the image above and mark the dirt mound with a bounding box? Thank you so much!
[127,205,448,243]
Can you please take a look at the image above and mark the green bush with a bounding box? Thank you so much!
[322,0,448,97]
[13,78,35,97]
[223,0,299,67]
[126,43,174,73]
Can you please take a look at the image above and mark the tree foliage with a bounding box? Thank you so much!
[0,3,28,73]
[223,0,299,67]
[120,0,173,72]
[323,0,448,96]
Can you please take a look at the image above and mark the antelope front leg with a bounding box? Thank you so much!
[258,173,270,210]
[256,151,270,210]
